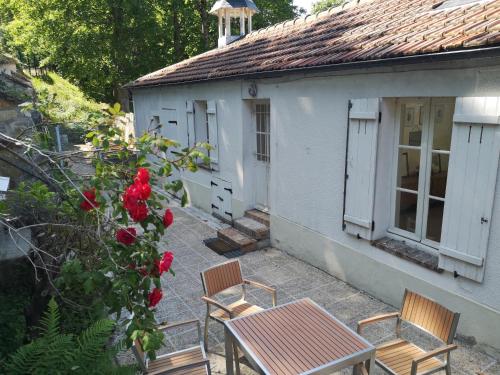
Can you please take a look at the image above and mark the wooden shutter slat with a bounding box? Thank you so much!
[207,100,219,170]
[344,98,380,240]
[439,96,500,283]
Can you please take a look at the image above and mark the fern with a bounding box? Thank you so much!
[3,299,136,375]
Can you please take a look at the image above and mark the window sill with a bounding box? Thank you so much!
[196,163,212,172]
[371,237,443,273]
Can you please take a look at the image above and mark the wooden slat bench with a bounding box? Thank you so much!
[357,290,460,375]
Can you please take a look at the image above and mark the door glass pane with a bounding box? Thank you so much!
[432,103,454,151]
[429,153,449,198]
[395,191,418,233]
[399,103,424,146]
[426,199,444,242]
[397,148,420,191]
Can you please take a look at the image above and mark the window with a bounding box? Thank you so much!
[255,103,270,162]
[391,98,454,247]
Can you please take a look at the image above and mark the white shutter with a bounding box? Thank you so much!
[207,100,219,170]
[211,177,232,223]
[344,98,380,240]
[186,100,195,148]
[439,97,500,283]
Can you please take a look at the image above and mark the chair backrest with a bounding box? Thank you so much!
[201,260,244,297]
[400,289,460,344]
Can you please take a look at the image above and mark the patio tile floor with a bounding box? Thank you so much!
[120,206,499,375]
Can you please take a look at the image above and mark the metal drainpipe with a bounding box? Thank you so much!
[342,100,352,232]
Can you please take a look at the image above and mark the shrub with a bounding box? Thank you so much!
[3,298,136,375]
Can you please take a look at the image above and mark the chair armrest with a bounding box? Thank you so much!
[244,279,277,306]
[357,312,400,333]
[202,296,233,318]
[411,344,457,375]
[157,319,200,332]
[243,279,275,293]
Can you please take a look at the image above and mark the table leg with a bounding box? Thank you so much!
[225,326,234,375]
[234,342,241,375]
[367,351,376,375]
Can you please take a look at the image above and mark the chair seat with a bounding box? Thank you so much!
[376,339,445,375]
[146,346,208,375]
[210,299,264,321]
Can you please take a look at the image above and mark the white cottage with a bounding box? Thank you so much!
[127,0,500,350]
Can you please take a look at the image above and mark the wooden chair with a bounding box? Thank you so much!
[132,319,211,375]
[200,259,277,351]
[357,290,460,375]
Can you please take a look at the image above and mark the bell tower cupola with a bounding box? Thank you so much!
[210,0,259,48]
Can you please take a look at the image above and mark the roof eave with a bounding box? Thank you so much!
[126,46,500,90]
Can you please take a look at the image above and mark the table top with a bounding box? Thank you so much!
[225,298,374,375]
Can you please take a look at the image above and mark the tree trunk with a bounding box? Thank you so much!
[196,0,209,50]
[172,0,183,62]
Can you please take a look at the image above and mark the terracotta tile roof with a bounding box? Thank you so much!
[129,0,500,87]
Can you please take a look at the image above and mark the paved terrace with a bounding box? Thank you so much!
[120,207,499,375]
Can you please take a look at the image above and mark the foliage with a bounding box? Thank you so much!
[0,259,36,361]
[31,72,105,123]
[311,0,345,13]
[3,298,136,375]
[0,98,210,358]
[0,294,28,361]
[0,0,303,102]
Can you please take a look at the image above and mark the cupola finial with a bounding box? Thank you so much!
[209,0,259,48]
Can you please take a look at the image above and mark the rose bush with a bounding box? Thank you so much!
[0,102,212,359]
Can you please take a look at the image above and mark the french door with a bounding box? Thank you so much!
[390,98,454,248]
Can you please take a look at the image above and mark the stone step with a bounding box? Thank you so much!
[244,209,270,227]
[217,227,257,253]
[234,217,269,240]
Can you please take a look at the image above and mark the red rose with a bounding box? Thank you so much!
[80,189,99,211]
[139,267,148,277]
[135,168,150,184]
[163,208,174,228]
[130,203,148,222]
[138,182,151,200]
[116,228,137,245]
[160,252,174,274]
[123,184,141,210]
[148,287,163,308]
[127,263,136,270]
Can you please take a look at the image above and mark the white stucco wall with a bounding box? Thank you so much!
[132,61,500,348]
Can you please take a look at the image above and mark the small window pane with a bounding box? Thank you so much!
[395,191,418,233]
[399,104,424,146]
[397,148,420,191]
[432,104,453,151]
[426,199,444,242]
[429,153,449,198]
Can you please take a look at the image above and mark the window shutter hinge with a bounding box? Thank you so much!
[225,211,233,217]
[211,181,218,187]
[211,204,219,210]
[378,111,382,123]
[224,187,233,194]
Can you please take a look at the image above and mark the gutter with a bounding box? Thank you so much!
[126,45,500,90]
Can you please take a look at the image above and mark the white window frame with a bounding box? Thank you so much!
[388,97,454,250]
[254,101,270,163]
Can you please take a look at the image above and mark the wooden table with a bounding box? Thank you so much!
[224,298,375,375]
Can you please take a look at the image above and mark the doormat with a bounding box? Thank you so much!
[203,238,242,258]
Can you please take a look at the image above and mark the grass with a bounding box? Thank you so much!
[31,72,106,123]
